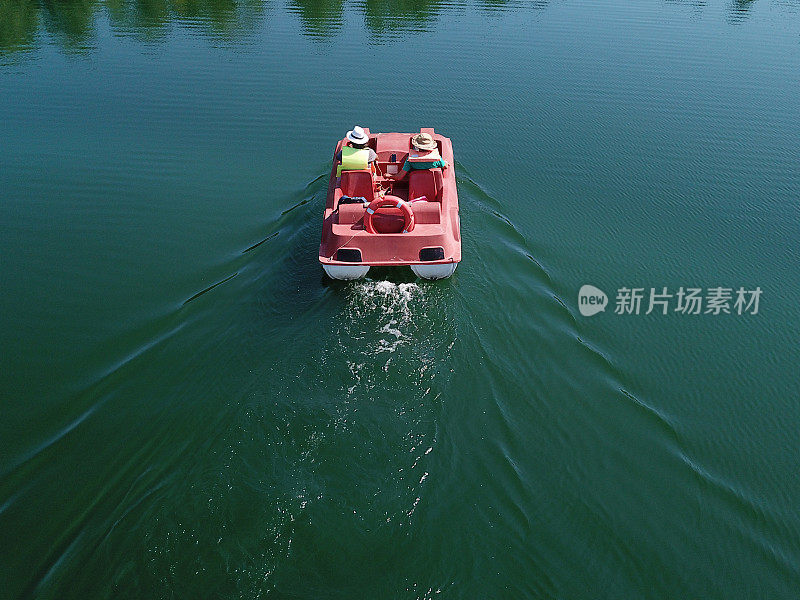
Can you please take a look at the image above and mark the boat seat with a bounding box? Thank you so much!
[337,203,366,225]
[340,170,375,202]
[408,168,443,203]
[336,200,440,226]
[410,201,441,224]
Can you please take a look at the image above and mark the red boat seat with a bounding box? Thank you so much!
[411,201,441,224]
[408,168,443,203]
[340,170,375,202]
[337,203,366,226]
[336,201,440,227]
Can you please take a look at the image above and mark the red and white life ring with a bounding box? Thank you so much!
[364,196,415,234]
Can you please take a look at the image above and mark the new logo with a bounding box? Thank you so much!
[578,284,608,317]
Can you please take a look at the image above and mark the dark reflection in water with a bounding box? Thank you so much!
[286,0,345,40]
[107,0,266,41]
[0,0,266,54]
[361,0,446,39]
[728,0,755,22]
[480,0,548,13]
[0,0,100,54]
[0,0,556,55]
[0,0,39,53]
[0,0,782,58]
[663,0,707,6]
[2,0,761,55]
[662,0,759,21]
[41,0,98,51]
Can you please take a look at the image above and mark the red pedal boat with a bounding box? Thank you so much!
[318,127,461,280]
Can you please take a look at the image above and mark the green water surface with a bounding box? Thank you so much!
[1,0,800,598]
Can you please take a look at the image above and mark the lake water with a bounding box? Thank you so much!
[2,0,800,598]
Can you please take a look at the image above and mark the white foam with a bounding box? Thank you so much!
[353,281,422,317]
[341,280,425,368]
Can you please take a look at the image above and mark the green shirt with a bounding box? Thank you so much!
[402,158,448,171]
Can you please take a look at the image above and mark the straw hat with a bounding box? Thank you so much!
[411,133,436,151]
[346,126,369,145]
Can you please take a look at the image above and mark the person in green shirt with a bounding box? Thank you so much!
[387,133,448,181]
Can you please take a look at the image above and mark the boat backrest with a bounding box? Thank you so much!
[337,203,366,225]
[408,168,443,203]
[340,170,375,202]
[410,201,441,224]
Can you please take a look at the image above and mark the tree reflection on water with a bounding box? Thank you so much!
[0,0,552,56]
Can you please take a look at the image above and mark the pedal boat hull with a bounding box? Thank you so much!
[319,128,461,281]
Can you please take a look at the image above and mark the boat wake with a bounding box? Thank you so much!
[349,280,422,354]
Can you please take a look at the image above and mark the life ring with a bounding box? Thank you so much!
[364,195,415,234]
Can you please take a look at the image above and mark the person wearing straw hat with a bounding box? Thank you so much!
[387,132,448,181]
[335,126,378,176]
